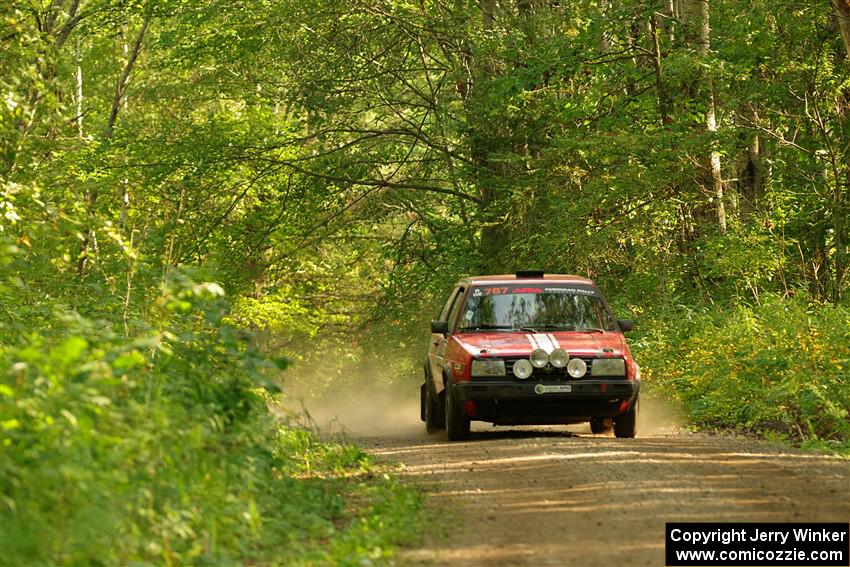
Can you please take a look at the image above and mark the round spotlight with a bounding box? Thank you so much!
[549,348,569,368]
[530,348,549,368]
[513,359,533,380]
[567,357,587,378]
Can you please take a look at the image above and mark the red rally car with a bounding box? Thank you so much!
[420,271,640,441]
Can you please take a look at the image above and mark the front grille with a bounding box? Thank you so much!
[471,356,626,381]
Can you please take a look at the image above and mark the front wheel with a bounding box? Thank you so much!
[445,383,470,441]
[613,395,638,438]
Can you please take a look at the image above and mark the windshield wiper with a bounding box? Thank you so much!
[459,324,605,333]
[458,325,515,332]
[530,324,575,331]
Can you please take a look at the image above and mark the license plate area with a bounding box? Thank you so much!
[534,384,572,394]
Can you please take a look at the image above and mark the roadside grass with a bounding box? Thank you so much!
[631,295,850,456]
[268,427,430,566]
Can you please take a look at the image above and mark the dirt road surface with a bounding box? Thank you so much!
[347,402,850,567]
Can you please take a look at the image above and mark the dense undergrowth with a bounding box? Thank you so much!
[0,259,425,565]
[634,296,850,453]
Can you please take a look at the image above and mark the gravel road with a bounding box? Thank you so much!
[354,415,849,566]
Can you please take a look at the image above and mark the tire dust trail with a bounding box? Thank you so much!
[339,395,850,567]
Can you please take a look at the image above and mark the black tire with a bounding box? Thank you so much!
[424,384,444,433]
[613,396,638,438]
[420,383,427,422]
[590,417,612,434]
[445,382,471,441]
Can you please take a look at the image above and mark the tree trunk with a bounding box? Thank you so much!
[626,15,642,95]
[481,0,496,30]
[78,14,150,276]
[472,0,510,273]
[650,14,673,125]
[833,169,848,303]
[75,37,83,138]
[707,93,727,234]
[106,15,150,138]
[833,0,850,59]
[120,39,130,230]
[736,109,764,218]
[599,0,611,51]
[665,0,677,45]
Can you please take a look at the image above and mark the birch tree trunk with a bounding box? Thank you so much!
[682,0,727,234]
[75,37,83,138]
[120,39,130,230]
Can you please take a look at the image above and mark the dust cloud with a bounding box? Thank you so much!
[279,370,686,439]
[637,389,687,435]
[274,358,425,437]
[555,389,685,436]
[285,388,424,437]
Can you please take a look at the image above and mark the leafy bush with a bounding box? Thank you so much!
[0,267,424,565]
[635,295,850,451]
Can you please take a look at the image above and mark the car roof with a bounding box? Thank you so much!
[460,274,596,286]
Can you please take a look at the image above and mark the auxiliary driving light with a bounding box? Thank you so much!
[530,348,549,368]
[567,357,588,378]
[549,348,569,368]
[513,358,534,379]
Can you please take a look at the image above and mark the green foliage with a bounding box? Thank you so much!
[636,296,850,453]
[0,268,425,565]
[697,227,786,301]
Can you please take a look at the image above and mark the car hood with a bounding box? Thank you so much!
[455,331,626,358]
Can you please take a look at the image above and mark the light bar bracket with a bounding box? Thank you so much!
[515,270,545,278]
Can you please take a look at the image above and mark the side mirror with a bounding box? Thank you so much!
[617,319,635,332]
[431,320,449,335]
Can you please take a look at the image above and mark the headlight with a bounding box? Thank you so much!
[549,348,569,368]
[513,359,533,379]
[471,359,506,377]
[530,348,549,368]
[567,358,587,378]
[591,358,626,376]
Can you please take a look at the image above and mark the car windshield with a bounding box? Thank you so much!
[457,284,615,332]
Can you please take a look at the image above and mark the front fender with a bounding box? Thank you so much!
[443,366,454,390]
[424,356,444,399]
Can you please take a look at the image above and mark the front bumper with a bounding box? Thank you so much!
[452,379,639,425]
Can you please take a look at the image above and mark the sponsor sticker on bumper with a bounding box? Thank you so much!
[534,384,572,394]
